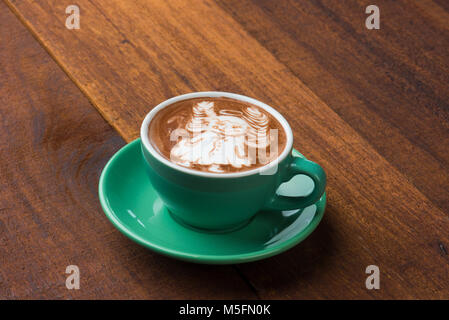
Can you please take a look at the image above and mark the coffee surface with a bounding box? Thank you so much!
[149,97,287,173]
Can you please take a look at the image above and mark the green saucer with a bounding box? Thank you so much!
[99,139,326,264]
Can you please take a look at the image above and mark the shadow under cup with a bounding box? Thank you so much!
[140,92,326,232]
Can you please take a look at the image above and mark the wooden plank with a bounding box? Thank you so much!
[5,0,449,298]
[215,0,449,214]
[0,2,255,299]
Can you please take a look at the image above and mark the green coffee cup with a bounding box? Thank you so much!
[141,92,326,232]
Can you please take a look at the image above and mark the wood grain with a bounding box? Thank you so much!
[0,2,255,299]
[3,0,449,298]
[215,0,449,214]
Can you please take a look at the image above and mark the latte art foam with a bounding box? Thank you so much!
[149,97,286,173]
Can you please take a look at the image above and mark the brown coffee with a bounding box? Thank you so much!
[149,97,287,173]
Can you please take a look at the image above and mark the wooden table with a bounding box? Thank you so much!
[1,0,448,299]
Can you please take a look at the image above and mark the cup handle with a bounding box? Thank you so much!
[264,156,326,211]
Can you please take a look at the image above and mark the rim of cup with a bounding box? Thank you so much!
[140,91,293,178]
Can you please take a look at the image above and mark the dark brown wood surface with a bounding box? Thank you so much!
[0,2,255,299]
[1,0,448,299]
